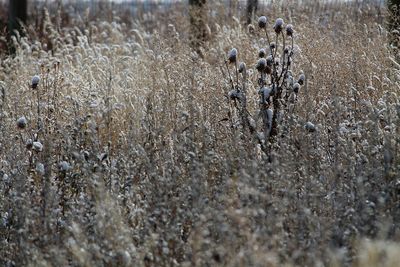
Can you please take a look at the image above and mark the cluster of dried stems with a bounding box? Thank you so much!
[0,1,399,267]
[224,16,308,160]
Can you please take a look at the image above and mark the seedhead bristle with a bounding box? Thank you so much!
[273,18,284,34]
[258,16,267,29]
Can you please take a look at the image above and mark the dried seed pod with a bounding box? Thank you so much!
[284,47,289,54]
[286,24,294,36]
[258,16,267,29]
[258,48,266,58]
[16,116,27,129]
[31,75,40,89]
[238,62,246,73]
[33,141,43,152]
[269,42,276,50]
[228,90,242,100]
[298,73,305,85]
[256,58,267,72]
[59,161,71,172]
[293,83,300,94]
[26,139,33,150]
[305,122,316,132]
[228,48,238,63]
[273,18,284,34]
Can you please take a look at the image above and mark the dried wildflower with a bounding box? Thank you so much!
[16,116,27,129]
[31,75,40,89]
[26,139,33,150]
[33,141,43,152]
[273,18,284,34]
[293,83,300,94]
[59,161,71,172]
[238,62,246,73]
[305,122,316,132]
[228,90,239,100]
[298,73,306,85]
[286,24,294,36]
[228,48,238,63]
[256,58,267,72]
[258,48,266,58]
[258,16,267,29]
[284,47,289,54]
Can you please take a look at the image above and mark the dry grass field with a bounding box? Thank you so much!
[0,1,399,266]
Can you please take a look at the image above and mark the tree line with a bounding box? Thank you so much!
[6,0,400,57]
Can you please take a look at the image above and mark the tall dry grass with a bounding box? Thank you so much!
[0,1,399,266]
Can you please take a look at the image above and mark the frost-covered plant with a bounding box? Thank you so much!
[225,16,305,155]
[0,2,399,267]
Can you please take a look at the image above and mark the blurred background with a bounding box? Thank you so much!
[0,0,393,56]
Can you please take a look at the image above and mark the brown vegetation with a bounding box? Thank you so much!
[0,1,399,266]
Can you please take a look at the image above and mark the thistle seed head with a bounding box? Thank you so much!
[305,122,316,132]
[258,48,266,58]
[238,62,246,73]
[298,73,306,85]
[16,116,27,129]
[31,75,40,89]
[293,83,300,94]
[228,48,238,63]
[284,47,289,54]
[258,16,267,29]
[256,58,267,72]
[26,139,33,150]
[59,161,71,172]
[274,18,284,34]
[33,141,43,152]
[228,90,242,100]
[286,24,294,36]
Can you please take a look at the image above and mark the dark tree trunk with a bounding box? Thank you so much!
[8,0,27,36]
[246,0,258,25]
[189,0,207,56]
[8,0,27,53]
